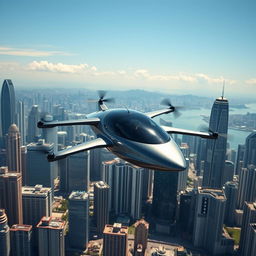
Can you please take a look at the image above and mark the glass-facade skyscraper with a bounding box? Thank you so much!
[1,79,16,140]
[203,96,229,189]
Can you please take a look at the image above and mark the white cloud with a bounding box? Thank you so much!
[245,78,256,85]
[27,61,89,73]
[0,46,71,57]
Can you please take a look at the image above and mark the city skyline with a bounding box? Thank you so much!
[0,1,256,97]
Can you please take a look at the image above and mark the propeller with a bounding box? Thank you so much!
[198,124,231,140]
[160,98,182,118]
[98,90,115,104]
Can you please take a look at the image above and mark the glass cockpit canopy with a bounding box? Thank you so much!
[104,109,170,144]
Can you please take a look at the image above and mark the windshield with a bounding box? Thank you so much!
[105,110,170,144]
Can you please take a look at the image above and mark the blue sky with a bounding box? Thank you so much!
[0,0,256,97]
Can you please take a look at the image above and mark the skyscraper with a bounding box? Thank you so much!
[237,166,256,209]
[239,202,256,256]
[27,105,41,143]
[0,209,10,256]
[27,140,56,191]
[152,170,178,234]
[102,159,143,219]
[16,100,26,145]
[68,191,89,252]
[134,219,149,256]
[193,188,234,255]
[22,185,52,227]
[10,224,33,256]
[103,223,128,256]
[0,167,23,226]
[94,181,110,235]
[203,96,229,189]
[223,181,238,226]
[6,124,21,173]
[37,216,65,256]
[1,79,16,139]
[243,132,256,168]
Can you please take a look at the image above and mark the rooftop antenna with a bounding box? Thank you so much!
[221,80,225,99]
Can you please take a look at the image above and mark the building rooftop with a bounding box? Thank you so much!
[94,181,110,189]
[103,223,128,235]
[37,216,65,230]
[10,224,32,232]
[199,188,226,200]
[69,191,88,200]
[22,185,51,196]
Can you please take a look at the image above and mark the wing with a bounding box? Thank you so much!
[47,137,110,161]
[38,118,100,128]
[146,108,174,118]
[161,126,218,139]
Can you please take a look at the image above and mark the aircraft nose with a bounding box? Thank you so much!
[155,140,187,171]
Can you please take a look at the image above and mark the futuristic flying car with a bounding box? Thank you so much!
[38,92,217,172]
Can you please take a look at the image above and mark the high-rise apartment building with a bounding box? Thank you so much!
[134,219,149,256]
[222,160,234,185]
[237,166,256,209]
[223,181,238,226]
[1,80,16,139]
[16,100,26,145]
[6,124,21,173]
[37,216,65,256]
[103,223,128,256]
[27,105,41,143]
[193,188,234,255]
[68,191,89,252]
[27,140,56,191]
[239,202,256,256]
[94,181,110,235]
[102,159,143,219]
[152,170,178,234]
[203,96,229,189]
[10,224,32,256]
[0,167,23,225]
[22,185,52,226]
[0,209,10,256]
[243,132,256,168]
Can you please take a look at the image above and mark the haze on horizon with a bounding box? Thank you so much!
[0,0,256,98]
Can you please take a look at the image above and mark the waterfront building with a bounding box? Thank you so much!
[239,202,256,256]
[68,191,89,252]
[6,124,21,173]
[10,224,32,256]
[22,185,52,226]
[0,209,10,256]
[0,167,23,225]
[203,96,229,189]
[134,219,149,256]
[237,166,256,209]
[1,80,16,139]
[193,188,234,255]
[94,181,110,235]
[243,132,256,168]
[37,216,65,256]
[103,223,128,256]
[27,105,41,143]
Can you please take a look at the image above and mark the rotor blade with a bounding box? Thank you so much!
[104,97,115,103]
[98,90,106,99]
[47,137,110,161]
[160,98,172,107]
[38,118,100,128]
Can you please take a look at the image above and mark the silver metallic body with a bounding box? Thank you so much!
[38,102,217,172]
